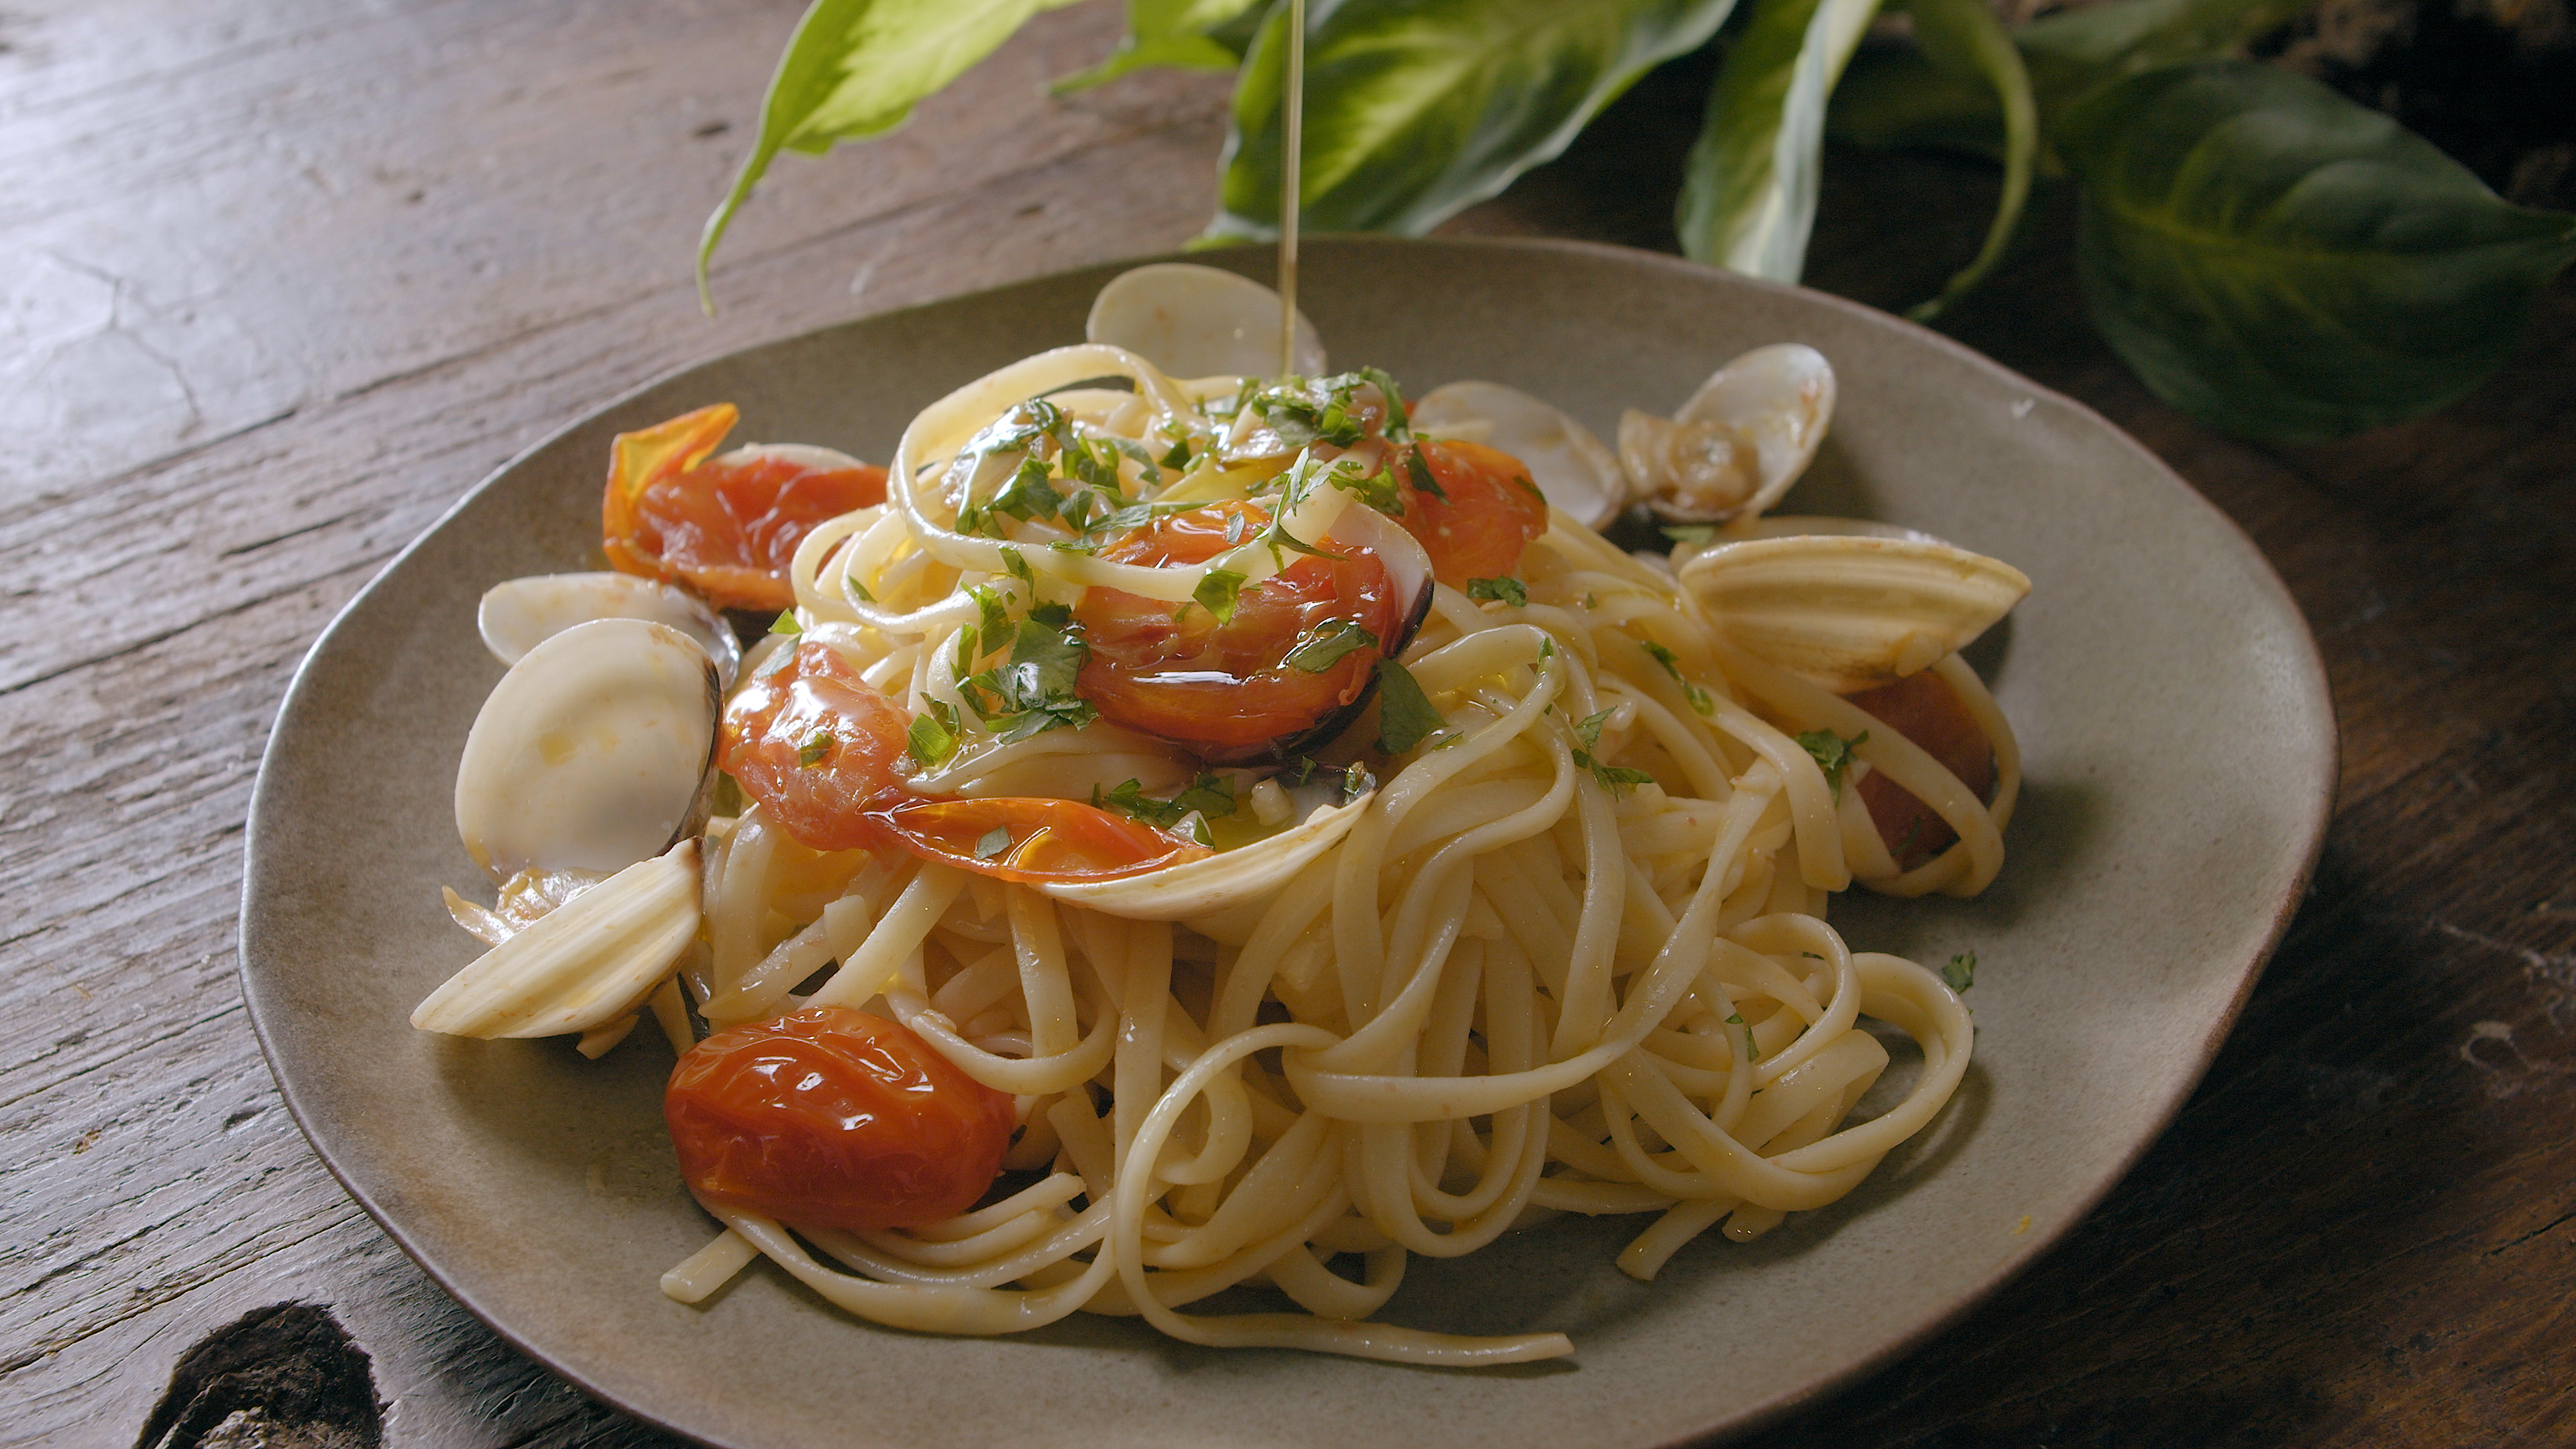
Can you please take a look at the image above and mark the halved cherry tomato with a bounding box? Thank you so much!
[863,794,1210,883]
[720,640,912,851]
[666,1006,1014,1232]
[1074,500,1403,758]
[1400,439,1548,588]
[602,404,888,612]
[1848,669,1996,871]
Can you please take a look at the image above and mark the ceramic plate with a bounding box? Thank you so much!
[241,237,2334,1448]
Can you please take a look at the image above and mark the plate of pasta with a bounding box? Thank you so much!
[241,236,2334,1448]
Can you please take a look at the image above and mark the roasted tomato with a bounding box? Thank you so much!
[1849,669,1996,871]
[864,795,1210,883]
[721,640,912,851]
[1073,500,1403,758]
[1399,439,1548,588]
[666,1007,1015,1232]
[602,403,888,612]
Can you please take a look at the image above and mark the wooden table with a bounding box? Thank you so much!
[6,3,2570,1444]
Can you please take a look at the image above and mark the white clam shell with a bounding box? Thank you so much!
[413,841,700,1038]
[1040,792,1371,921]
[1087,263,1325,379]
[455,617,721,880]
[478,572,741,688]
[1411,380,1625,530]
[1678,533,2029,692]
[1623,343,1836,523]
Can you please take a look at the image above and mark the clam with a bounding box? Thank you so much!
[1041,792,1369,922]
[1086,263,1325,380]
[454,617,722,881]
[1621,344,1836,524]
[413,840,702,1038]
[1678,534,2029,692]
[1410,381,1625,530]
[478,572,741,688]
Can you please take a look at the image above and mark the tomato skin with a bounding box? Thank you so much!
[1073,500,1403,757]
[666,1007,1015,1232]
[720,641,913,851]
[865,794,1210,883]
[1848,669,1996,870]
[603,405,888,613]
[1402,439,1548,588]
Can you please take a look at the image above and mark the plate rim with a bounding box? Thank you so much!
[238,233,2339,1448]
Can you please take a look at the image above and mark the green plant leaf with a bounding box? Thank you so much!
[1209,0,1740,239]
[697,0,1081,310]
[1055,0,1267,93]
[1897,0,2035,319]
[1829,0,2304,164]
[2057,61,2576,441]
[1676,0,1884,282]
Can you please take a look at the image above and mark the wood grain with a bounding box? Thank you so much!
[4,3,2570,1446]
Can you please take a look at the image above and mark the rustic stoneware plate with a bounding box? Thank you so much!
[241,237,2334,1449]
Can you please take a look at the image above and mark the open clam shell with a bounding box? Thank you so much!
[1086,263,1325,380]
[478,572,741,688]
[1041,792,1369,922]
[413,840,700,1038]
[1623,343,1836,524]
[455,617,721,881]
[1678,533,2029,692]
[1411,380,1625,530]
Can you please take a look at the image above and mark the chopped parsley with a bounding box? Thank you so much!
[1159,437,1193,470]
[1328,457,1405,517]
[769,610,802,637]
[959,606,1096,743]
[1796,728,1869,801]
[1662,524,1718,546]
[1401,443,1446,500]
[1571,709,1655,797]
[1466,576,1527,608]
[1093,773,1237,833]
[841,575,875,605]
[998,545,1032,585]
[1639,640,1715,716]
[1725,1009,1760,1063]
[972,826,1014,861]
[1943,952,1978,994]
[1193,568,1246,626]
[990,455,1061,523]
[796,729,835,767]
[906,701,959,768]
[1373,659,1444,755]
[1281,619,1378,673]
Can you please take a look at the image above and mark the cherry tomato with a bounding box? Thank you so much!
[720,640,912,851]
[1848,669,1996,871]
[1400,439,1548,588]
[863,794,1210,883]
[1073,500,1403,757]
[602,404,888,613]
[666,1006,1015,1232]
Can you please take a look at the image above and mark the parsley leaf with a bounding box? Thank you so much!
[991,455,1061,523]
[973,825,1013,861]
[1662,525,1718,546]
[1095,773,1236,832]
[1338,761,1377,804]
[1281,618,1378,672]
[906,710,957,768]
[1193,568,1246,626]
[1725,1009,1761,1063]
[1569,709,1654,796]
[1356,366,1411,441]
[1173,771,1237,820]
[967,584,1010,643]
[1374,659,1443,755]
[796,729,835,767]
[1796,729,1870,802]
[1640,640,1715,716]
[962,609,1096,743]
[1329,458,1405,517]
[998,545,1032,585]
[1466,576,1527,608]
[1401,443,1446,500]
[769,610,802,637]
[1943,952,1978,994]
[841,574,874,606]
[1159,437,1193,470]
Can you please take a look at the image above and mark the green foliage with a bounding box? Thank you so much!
[1210,0,1739,239]
[2055,62,2576,441]
[705,0,2576,446]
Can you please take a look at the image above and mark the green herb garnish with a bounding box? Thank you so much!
[1943,952,1978,994]
[1281,618,1378,672]
[1466,576,1527,608]
[1640,640,1715,716]
[769,610,802,636]
[1373,659,1443,755]
[973,825,1013,861]
[796,729,835,767]
[1193,568,1246,626]
[1796,728,1869,801]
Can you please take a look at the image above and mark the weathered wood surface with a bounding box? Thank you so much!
[3,2,2569,1445]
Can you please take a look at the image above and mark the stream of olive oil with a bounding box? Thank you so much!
[1278,0,1305,378]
